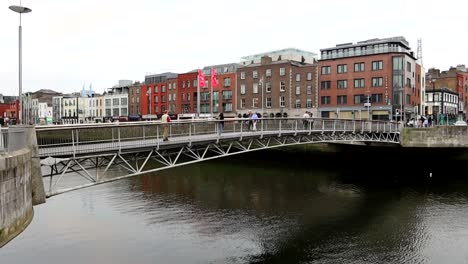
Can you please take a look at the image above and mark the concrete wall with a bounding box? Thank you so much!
[0,149,34,248]
[401,126,468,147]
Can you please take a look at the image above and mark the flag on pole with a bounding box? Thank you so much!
[198,69,206,88]
[211,68,218,87]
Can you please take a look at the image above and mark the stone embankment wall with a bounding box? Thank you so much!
[0,149,34,248]
[401,126,468,147]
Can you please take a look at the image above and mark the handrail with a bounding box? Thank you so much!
[35,118,400,157]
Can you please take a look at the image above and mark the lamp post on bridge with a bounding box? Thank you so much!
[9,4,32,125]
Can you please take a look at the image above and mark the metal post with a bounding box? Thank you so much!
[261,76,264,116]
[197,76,200,118]
[18,24,22,124]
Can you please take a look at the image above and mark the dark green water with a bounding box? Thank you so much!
[1,146,468,263]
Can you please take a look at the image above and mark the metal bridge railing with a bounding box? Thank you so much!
[35,118,399,157]
[0,127,7,152]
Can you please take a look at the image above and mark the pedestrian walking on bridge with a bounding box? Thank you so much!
[161,110,171,141]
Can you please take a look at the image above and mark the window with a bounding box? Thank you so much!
[280,81,285,92]
[372,77,383,87]
[172,94,176,101]
[407,61,411,72]
[154,105,159,113]
[406,78,411,87]
[201,92,209,101]
[280,96,285,107]
[154,86,158,93]
[321,96,331,105]
[223,77,231,87]
[337,80,348,89]
[253,83,258,94]
[354,94,364,104]
[393,57,404,70]
[240,72,245,80]
[222,91,232,100]
[113,98,120,106]
[354,78,365,88]
[241,98,246,108]
[321,81,331,90]
[296,73,301,82]
[295,99,301,108]
[321,66,331,75]
[266,97,272,108]
[155,96,159,103]
[169,83,172,90]
[372,94,383,103]
[306,99,312,108]
[406,94,411,104]
[372,60,383,71]
[307,85,312,95]
[266,82,271,93]
[188,81,191,88]
[137,97,140,103]
[168,94,172,101]
[280,68,286,76]
[240,84,246,94]
[307,72,312,81]
[253,71,258,79]
[222,103,232,112]
[121,98,127,105]
[337,64,348,73]
[266,69,271,77]
[296,86,301,95]
[354,62,365,72]
[337,95,347,104]
[252,98,258,108]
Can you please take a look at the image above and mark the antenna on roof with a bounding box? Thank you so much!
[417,38,423,65]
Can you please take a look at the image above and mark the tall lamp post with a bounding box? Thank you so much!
[9,4,32,125]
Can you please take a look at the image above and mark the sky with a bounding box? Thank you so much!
[0,0,466,96]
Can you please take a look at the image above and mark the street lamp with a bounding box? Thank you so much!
[259,76,264,116]
[9,4,32,125]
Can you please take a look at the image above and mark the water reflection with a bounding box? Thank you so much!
[2,148,468,264]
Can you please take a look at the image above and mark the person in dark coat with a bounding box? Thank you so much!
[218,112,224,135]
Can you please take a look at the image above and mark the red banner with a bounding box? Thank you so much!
[211,68,218,88]
[198,69,206,88]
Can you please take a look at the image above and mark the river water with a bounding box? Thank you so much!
[1,146,468,264]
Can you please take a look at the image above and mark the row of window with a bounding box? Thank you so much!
[240,83,313,95]
[200,91,233,101]
[321,94,384,105]
[239,97,313,109]
[199,103,233,113]
[322,60,384,75]
[241,70,314,81]
[104,98,128,106]
[321,77,385,90]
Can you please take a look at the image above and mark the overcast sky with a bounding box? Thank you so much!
[0,0,466,96]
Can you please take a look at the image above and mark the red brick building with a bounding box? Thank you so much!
[141,73,177,119]
[318,37,422,121]
[201,64,239,118]
[177,71,198,114]
[237,56,317,118]
[426,65,468,117]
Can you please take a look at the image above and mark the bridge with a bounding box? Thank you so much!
[32,118,399,197]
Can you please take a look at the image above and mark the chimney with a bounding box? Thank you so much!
[261,56,272,65]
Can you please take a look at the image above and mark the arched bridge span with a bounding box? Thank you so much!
[36,118,400,196]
